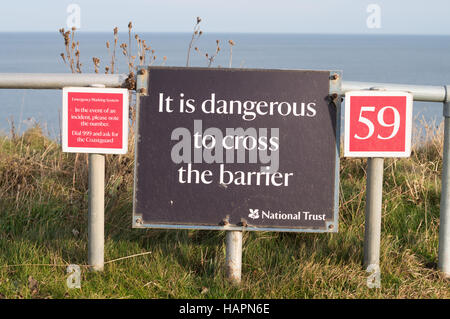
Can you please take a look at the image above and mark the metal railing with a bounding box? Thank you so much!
[342,81,446,102]
[0,72,448,280]
[0,73,128,89]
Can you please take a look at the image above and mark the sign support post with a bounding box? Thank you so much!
[363,157,384,268]
[438,86,450,277]
[88,152,105,271]
[87,83,106,272]
[225,230,243,285]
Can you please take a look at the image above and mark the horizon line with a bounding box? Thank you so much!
[1,30,450,36]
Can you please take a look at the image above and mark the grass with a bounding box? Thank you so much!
[0,119,448,299]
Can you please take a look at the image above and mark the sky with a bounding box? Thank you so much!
[1,0,450,34]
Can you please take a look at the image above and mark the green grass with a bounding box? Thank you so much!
[0,124,448,299]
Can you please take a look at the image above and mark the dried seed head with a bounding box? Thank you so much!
[128,22,132,30]
[199,31,203,36]
[64,31,70,45]
[197,17,201,24]
[71,27,76,31]
[216,39,219,44]
[163,56,167,61]
[92,57,100,73]
[228,40,235,46]
[106,41,110,49]
[113,27,118,35]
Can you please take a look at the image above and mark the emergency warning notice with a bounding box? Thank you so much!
[62,87,129,154]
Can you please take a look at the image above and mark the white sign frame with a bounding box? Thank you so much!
[344,90,413,158]
[62,87,129,154]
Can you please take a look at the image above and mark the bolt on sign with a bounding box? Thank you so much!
[62,87,129,154]
[344,91,413,157]
[133,67,341,232]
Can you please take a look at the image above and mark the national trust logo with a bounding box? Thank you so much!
[248,209,260,220]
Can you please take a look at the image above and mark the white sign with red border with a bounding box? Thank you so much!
[344,90,413,157]
[62,87,129,154]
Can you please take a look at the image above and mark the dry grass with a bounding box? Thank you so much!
[0,118,448,298]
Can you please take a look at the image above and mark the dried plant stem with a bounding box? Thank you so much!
[72,153,79,189]
[128,22,133,72]
[228,40,235,68]
[111,27,118,74]
[186,17,202,67]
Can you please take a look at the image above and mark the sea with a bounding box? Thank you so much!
[0,32,449,139]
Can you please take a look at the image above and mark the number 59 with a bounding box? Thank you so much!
[354,106,400,140]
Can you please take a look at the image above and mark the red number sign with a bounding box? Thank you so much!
[344,91,413,157]
[62,87,129,154]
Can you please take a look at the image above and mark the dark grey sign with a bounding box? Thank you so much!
[133,67,341,232]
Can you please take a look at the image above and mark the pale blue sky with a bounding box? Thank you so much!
[1,0,450,34]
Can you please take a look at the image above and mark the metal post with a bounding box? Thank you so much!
[438,86,450,277]
[364,157,384,268]
[225,230,242,285]
[88,83,106,272]
[88,153,105,271]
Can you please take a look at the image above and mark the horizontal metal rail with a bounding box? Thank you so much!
[0,73,128,89]
[342,81,446,102]
[0,73,447,103]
